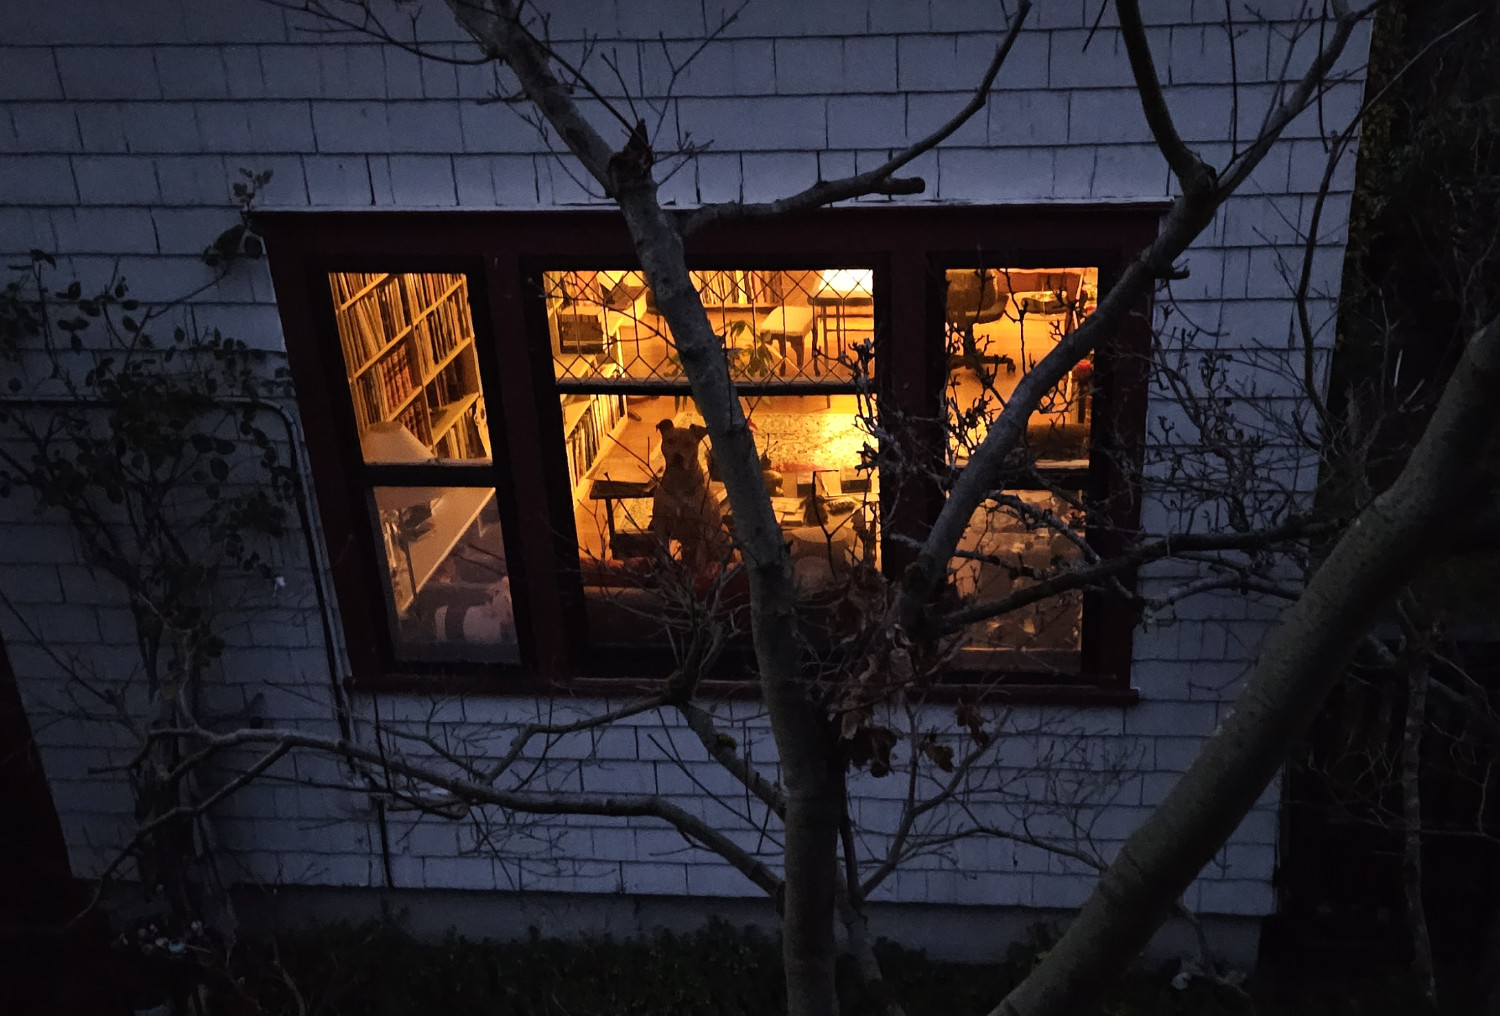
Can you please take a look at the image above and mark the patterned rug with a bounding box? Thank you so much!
[747,411,872,472]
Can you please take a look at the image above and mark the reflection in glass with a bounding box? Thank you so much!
[329,272,491,464]
[544,268,876,385]
[954,491,1085,665]
[372,485,518,661]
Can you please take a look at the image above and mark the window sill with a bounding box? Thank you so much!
[346,671,1139,707]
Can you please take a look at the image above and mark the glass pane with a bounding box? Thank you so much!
[544,268,875,385]
[329,272,492,464]
[567,393,878,646]
[953,491,1085,670]
[944,267,1098,468]
[371,485,518,661]
[944,266,1097,671]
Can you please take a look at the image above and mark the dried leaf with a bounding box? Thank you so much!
[955,702,990,747]
[922,741,955,772]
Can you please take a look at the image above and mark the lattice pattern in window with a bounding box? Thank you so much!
[543,267,880,648]
[544,268,875,385]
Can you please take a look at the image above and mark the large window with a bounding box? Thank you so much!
[264,208,1155,695]
[542,268,879,648]
[327,271,518,662]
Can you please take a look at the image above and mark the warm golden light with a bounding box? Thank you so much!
[816,268,874,297]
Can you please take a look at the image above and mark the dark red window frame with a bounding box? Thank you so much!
[260,206,1160,703]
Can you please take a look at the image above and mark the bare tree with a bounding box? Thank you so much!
[0,180,302,1007]
[389,3,1389,1013]
[15,1,1500,1015]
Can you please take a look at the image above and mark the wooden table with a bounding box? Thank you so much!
[588,477,657,559]
[381,486,495,611]
[809,293,874,375]
[757,305,815,377]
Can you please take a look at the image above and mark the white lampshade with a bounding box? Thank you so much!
[361,420,434,463]
[362,422,446,516]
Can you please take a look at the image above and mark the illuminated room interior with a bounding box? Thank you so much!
[544,268,879,644]
[324,265,1099,659]
[944,266,1099,667]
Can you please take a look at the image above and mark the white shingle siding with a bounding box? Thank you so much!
[0,0,1367,929]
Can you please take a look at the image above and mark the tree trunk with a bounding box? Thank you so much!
[1401,662,1436,1004]
[780,745,845,1016]
[992,314,1500,1016]
[435,3,848,1003]
[611,181,843,1016]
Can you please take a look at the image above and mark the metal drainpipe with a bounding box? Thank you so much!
[4,334,423,880]
[0,393,352,740]
[229,393,397,887]
[1,390,401,886]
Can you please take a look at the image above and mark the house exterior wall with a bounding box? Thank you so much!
[0,0,1369,951]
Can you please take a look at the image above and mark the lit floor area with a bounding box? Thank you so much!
[569,393,874,563]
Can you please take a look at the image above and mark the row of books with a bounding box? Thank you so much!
[329,271,387,308]
[425,356,473,409]
[562,392,627,493]
[432,404,487,461]
[335,276,408,370]
[328,271,464,318]
[393,402,427,446]
[352,343,419,429]
[348,358,488,459]
[410,288,469,376]
[344,301,472,414]
[330,272,469,376]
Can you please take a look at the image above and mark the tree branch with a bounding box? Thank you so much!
[938,519,1330,633]
[835,876,910,1016]
[993,311,1500,1016]
[148,725,783,898]
[860,727,1005,897]
[443,0,617,185]
[81,741,292,919]
[1291,9,1480,427]
[676,699,787,817]
[895,3,1375,631]
[480,694,670,783]
[1215,1,1375,198]
[1116,0,1213,193]
[677,1,1033,236]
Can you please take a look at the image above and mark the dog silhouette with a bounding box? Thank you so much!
[651,419,729,569]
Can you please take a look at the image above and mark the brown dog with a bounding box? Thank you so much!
[651,419,729,568]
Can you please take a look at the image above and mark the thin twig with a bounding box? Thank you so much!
[678,1,1033,235]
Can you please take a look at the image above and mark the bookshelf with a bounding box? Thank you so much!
[560,376,628,498]
[329,271,491,461]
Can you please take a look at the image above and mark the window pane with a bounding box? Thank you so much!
[945,267,1098,672]
[329,272,492,464]
[953,491,1085,670]
[371,485,518,661]
[544,269,875,385]
[568,393,878,646]
[945,267,1097,467]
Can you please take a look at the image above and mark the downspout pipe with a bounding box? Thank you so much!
[0,394,350,740]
